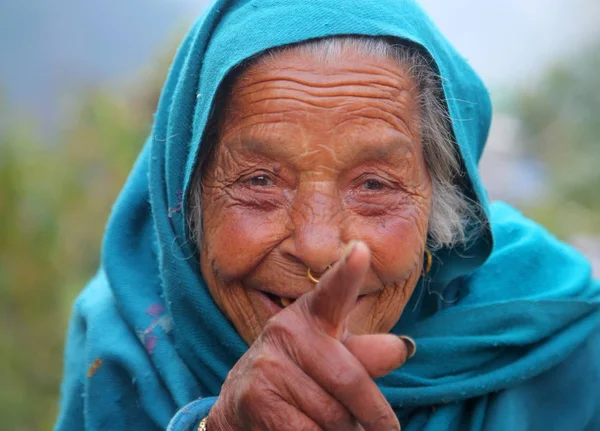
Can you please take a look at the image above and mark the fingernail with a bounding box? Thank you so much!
[341,241,359,263]
[399,335,417,359]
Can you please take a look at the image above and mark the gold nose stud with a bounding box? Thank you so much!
[307,265,333,284]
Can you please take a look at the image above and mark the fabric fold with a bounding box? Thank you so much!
[55,1,600,430]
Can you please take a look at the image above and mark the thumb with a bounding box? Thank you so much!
[344,334,416,379]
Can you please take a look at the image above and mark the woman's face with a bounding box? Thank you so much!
[200,47,432,344]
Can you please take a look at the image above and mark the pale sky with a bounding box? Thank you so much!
[408,0,598,87]
[1,0,596,126]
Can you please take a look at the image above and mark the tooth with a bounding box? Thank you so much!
[280,297,292,307]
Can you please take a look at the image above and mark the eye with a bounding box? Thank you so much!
[248,175,274,187]
[362,179,386,191]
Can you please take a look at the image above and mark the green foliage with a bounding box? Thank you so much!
[513,42,600,237]
[0,89,154,430]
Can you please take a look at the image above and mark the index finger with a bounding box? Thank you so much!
[305,241,370,338]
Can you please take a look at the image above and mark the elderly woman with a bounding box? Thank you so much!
[54,0,600,430]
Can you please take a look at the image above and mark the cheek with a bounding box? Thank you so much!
[202,205,288,280]
[353,205,429,282]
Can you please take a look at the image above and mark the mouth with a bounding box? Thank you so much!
[261,291,368,310]
[265,292,297,308]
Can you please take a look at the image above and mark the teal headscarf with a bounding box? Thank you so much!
[55,1,600,430]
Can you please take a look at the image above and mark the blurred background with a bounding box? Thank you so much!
[0,0,598,429]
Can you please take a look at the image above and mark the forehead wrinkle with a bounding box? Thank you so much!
[230,78,416,129]
[328,105,414,138]
[218,51,423,175]
[334,131,417,166]
[233,95,412,118]
[228,113,290,132]
[246,95,348,110]
[245,92,403,108]
[232,109,308,125]
[249,58,409,85]
[238,77,401,97]
[234,91,415,131]
[238,78,407,102]
[222,129,416,172]
[235,58,412,95]
[221,104,419,167]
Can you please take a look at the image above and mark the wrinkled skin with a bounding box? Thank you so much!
[199,47,432,430]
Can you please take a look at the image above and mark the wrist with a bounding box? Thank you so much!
[166,397,218,431]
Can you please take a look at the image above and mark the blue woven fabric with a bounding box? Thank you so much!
[55,1,600,430]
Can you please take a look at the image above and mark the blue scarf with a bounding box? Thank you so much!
[55,1,600,430]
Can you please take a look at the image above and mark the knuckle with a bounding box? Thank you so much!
[243,353,290,400]
[262,316,306,355]
[237,379,280,417]
[252,351,281,372]
[236,368,276,411]
[237,382,261,411]
[251,352,290,384]
[263,315,297,341]
[321,405,355,430]
[331,364,364,392]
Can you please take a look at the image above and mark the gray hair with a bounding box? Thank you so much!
[189,37,479,251]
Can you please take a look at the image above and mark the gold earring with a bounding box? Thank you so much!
[307,264,333,284]
[422,249,432,276]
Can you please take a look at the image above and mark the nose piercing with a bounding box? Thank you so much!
[307,264,333,284]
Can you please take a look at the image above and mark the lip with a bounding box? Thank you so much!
[249,289,370,317]
[252,287,306,302]
[248,289,283,315]
[353,294,368,312]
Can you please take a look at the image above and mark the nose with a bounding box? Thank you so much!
[280,187,343,274]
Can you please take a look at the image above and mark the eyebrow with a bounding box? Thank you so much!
[349,134,415,160]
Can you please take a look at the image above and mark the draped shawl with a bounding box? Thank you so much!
[55,1,600,430]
